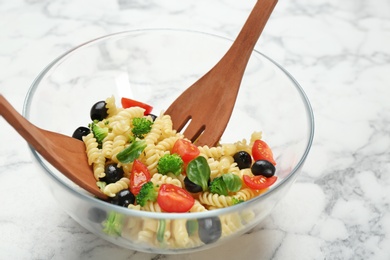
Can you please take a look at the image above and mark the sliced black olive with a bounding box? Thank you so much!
[110,189,135,207]
[90,100,108,121]
[184,176,203,193]
[233,151,252,169]
[87,207,107,223]
[198,217,222,244]
[147,113,158,121]
[251,160,275,177]
[72,126,90,140]
[100,164,124,184]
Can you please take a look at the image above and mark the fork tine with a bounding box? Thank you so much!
[192,127,221,147]
[172,113,191,133]
[183,120,205,143]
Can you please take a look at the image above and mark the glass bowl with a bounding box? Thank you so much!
[23,29,314,254]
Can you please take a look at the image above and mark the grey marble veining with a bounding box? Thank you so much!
[1,0,390,259]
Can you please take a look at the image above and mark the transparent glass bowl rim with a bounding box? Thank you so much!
[23,28,315,220]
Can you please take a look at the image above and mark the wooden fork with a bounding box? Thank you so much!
[165,0,277,147]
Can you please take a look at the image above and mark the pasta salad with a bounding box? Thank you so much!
[72,96,278,248]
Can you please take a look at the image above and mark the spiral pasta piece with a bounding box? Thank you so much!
[240,209,256,223]
[198,192,232,209]
[220,213,244,236]
[233,139,251,154]
[158,114,176,141]
[122,210,142,240]
[111,134,128,163]
[207,158,221,180]
[250,131,262,146]
[155,135,181,152]
[198,145,224,159]
[138,230,155,245]
[144,115,165,145]
[151,173,182,188]
[109,106,145,124]
[233,188,257,201]
[190,200,208,212]
[143,149,165,174]
[207,157,240,180]
[221,143,238,156]
[103,177,130,197]
[127,204,141,210]
[141,201,163,212]
[83,133,100,165]
[171,219,190,247]
[232,168,252,181]
[110,120,131,136]
[101,139,114,158]
[93,152,106,180]
[105,95,118,117]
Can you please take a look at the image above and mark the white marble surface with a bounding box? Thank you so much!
[1,0,390,259]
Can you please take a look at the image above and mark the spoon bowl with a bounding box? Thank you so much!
[0,95,108,200]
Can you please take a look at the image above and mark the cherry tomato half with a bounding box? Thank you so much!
[252,140,276,165]
[157,184,195,213]
[172,139,200,163]
[243,175,277,190]
[130,160,151,195]
[121,97,153,115]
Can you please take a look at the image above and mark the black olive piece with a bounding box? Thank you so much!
[184,176,203,193]
[110,189,135,207]
[72,126,90,141]
[251,160,275,177]
[147,113,158,121]
[90,100,108,121]
[100,164,124,184]
[233,151,252,169]
[87,207,107,223]
[198,217,222,244]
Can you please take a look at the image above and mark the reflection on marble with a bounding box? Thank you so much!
[1,0,390,259]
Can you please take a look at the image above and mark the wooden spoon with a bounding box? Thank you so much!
[0,95,108,200]
[0,0,277,200]
[166,0,277,146]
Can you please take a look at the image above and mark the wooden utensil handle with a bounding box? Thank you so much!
[218,0,278,74]
[0,94,48,151]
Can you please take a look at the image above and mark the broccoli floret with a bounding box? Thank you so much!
[157,154,184,176]
[209,176,228,196]
[89,121,108,144]
[232,197,245,205]
[132,117,153,139]
[136,181,158,207]
[102,211,124,236]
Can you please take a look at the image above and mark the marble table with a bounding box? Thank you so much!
[1,0,389,259]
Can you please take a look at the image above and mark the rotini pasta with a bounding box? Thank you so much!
[141,201,162,212]
[190,199,208,212]
[151,173,182,188]
[93,152,106,180]
[220,213,244,236]
[171,219,190,247]
[233,188,257,201]
[103,177,130,197]
[82,133,100,165]
[110,134,128,163]
[198,192,232,209]
[105,95,118,117]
